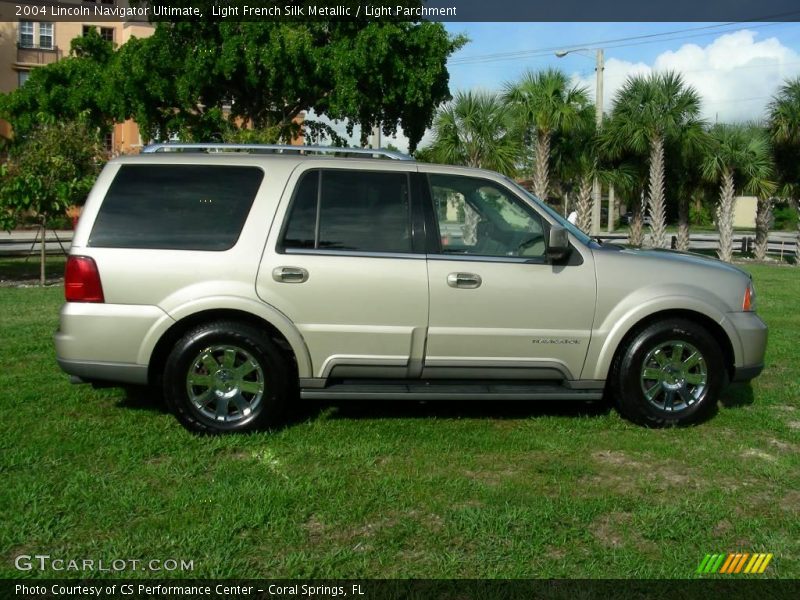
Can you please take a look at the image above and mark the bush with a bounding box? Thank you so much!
[690,202,714,227]
[773,203,798,231]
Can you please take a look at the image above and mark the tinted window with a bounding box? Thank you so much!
[282,170,412,253]
[429,174,545,258]
[89,165,263,250]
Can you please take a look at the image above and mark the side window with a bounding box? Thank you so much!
[429,174,545,258]
[281,170,412,254]
[89,165,263,251]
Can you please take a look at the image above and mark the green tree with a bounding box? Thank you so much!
[604,71,703,248]
[503,68,590,201]
[768,76,800,262]
[109,20,464,149]
[0,29,116,139]
[701,124,775,262]
[0,118,104,285]
[423,90,522,175]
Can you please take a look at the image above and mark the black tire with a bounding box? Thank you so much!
[610,318,724,427]
[162,320,290,434]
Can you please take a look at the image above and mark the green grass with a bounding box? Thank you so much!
[1,265,798,579]
[0,256,67,283]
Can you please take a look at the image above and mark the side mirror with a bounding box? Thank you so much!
[546,225,571,262]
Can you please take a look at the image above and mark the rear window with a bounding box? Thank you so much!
[89,165,263,250]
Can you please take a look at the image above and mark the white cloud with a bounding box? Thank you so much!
[571,30,800,124]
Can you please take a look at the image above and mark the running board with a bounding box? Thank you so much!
[300,382,603,401]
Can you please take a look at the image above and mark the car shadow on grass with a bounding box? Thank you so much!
[298,398,613,423]
[719,382,755,409]
[116,385,169,414]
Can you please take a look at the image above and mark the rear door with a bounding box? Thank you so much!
[420,169,597,381]
[256,164,429,381]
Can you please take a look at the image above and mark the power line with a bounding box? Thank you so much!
[449,20,799,66]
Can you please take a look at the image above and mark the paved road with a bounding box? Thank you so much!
[0,230,73,256]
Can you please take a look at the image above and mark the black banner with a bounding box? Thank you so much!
[2,0,800,23]
[3,580,800,600]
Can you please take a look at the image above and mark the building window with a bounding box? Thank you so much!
[39,23,53,49]
[83,25,115,43]
[19,21,34,48]
[104,131,114,154]
[18,71,30,88]
[19,21,54,50]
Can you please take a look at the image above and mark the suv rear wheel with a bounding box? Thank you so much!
[611,319,724,427]
[163,321,289,434]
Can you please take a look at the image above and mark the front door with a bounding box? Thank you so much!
[421,171,597,381]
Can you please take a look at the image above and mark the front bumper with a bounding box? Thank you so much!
[726,311,768,381]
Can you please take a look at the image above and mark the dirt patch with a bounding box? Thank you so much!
[582,450,704,495]
[303,509,442,548]
[712,520,733,537]
[767,439,798,452]
[787,421,800,431]
[464,467,519,486]
[740,448,777,462]
[592,450,642,468]
[781,491,800,512]
[590,513,656,552]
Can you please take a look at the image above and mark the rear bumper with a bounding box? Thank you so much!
[54,301,169,386]
[57,358,148,385]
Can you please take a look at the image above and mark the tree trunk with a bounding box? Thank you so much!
[677,194,690,251]
[754,196,772,261]
[575,175,593,232]
[647,136,667,248]
[629,194,644,247]
[39,214,46,287]
[717,170,735,263]
[532,130,550,201]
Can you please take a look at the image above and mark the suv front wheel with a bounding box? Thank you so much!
[163,321,289,434]
[611,318,724,427]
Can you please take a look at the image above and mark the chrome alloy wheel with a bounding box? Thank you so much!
[185,344,265,423]
[640,340,707,413]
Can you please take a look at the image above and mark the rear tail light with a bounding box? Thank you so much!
[743,281,755,312]
[65,256,104,303]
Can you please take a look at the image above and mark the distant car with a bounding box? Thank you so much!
[621,212,652,226]
[56,143,767,433]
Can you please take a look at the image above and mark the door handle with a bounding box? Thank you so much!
[272,266,309,283]
[447,272,482,289]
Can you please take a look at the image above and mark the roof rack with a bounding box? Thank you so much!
[141,143,413,160]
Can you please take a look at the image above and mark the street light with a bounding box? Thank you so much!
[556,47,607,235]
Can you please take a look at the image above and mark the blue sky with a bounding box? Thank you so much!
[326,21,800,151]
[444,21,800,92]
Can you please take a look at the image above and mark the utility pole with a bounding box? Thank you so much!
[591,48,604,236]
[556,47,605,235]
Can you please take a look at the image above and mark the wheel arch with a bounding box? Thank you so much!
[146,307,309,388]
[599,309,735,383]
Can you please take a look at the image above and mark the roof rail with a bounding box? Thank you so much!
[141,143,413,160]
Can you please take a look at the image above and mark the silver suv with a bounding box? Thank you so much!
[55,144,767,433]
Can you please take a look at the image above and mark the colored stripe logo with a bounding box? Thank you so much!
[697,553,773,574]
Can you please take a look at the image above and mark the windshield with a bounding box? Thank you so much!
[504,177,593,246]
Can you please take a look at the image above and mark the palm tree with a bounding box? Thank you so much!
[701,124,775,262]
[423,90,522,175]
[503,68,590,200]
[768,77,800,263]
[604,71,703,248]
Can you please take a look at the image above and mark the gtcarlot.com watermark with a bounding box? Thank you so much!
[14,554,194,573]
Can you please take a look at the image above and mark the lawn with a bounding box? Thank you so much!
[0,264,798,580]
